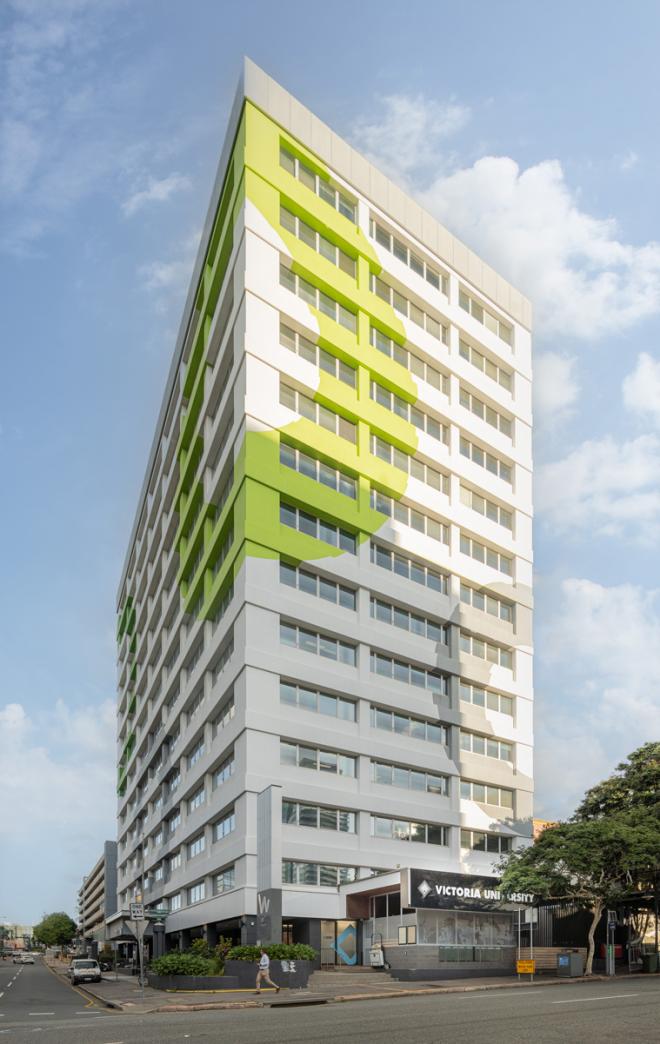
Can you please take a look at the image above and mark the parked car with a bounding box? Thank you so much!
[12,954,22,964]
[68,959,102,984]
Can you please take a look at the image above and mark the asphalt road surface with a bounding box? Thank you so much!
[0,963,658,1043]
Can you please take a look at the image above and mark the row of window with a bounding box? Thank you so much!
[370,489,448,543]
[371,436,448,493]
[280,442,357,499]
[282,800,356,832]
[370,651,447,695]
[371,759,448,795]
[370,540,448,594]
[280,621,357,665]
[459,289,512,346]
[280,680,356,721]
[460,730,513,762]
[280,205,356,276]
[459,338,512,393]
[460,386,512,439]
[370,596,447,644]
[460,681,514,717]
[460,485,513,531]
[280,740,356,777]
[282,860,358,886]
[460,532,512,577]
[460,631,513,670]
[280,502,357,554]
[371,219,447,294]
[459,435,512,485]
[370,382,447,442]
[280,561,356,609]
[370,705,449,745]
[371,274,446,341]
[280,380,357,443]
[280,146,357,223]
[280,322,356,388]
[370,327,448,393]
[461,828,512,853]
[372,815,448,846]
[280,263,357,332]
[460,583,514,625]
[460,780,513,809]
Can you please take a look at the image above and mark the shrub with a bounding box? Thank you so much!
[188,938,211,960]
[150,952,214,976]
[226,943,317,962]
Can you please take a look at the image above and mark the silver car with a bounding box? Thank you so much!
[68,958,101,984]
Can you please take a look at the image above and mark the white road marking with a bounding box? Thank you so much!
[29,1012,55,1015]
[553,993,639,1004]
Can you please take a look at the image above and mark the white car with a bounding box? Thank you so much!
[68,959,101,984]
[20,954,35,964]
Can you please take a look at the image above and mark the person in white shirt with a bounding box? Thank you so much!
[255,948,280,993]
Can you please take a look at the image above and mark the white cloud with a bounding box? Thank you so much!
[138,230,200,298]
[536,433,660,543]
[533,351,579,427]
[623,351,660,427]
[535,577,660,817]
[619,150,639,172]
[352,96,660,339]
[121,172,191,217]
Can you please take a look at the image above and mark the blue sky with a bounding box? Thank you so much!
[2,0,660,924]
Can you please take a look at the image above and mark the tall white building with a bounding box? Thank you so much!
[115,59,533,976]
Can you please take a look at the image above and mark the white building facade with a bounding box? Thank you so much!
[115,60,533,975]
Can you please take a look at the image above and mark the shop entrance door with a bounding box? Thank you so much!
[320,920,358,966]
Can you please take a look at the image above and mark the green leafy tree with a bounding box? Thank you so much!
[33,913,77,948]
[575,743,660,821]
[500,817,660,974]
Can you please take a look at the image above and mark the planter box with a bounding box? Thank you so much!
[224,959,313,989]
[147,973,239,991]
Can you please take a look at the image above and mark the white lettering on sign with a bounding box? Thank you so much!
[257,894,270,915]
[431,884,535,904]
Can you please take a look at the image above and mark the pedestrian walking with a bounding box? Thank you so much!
[255,948,280,993]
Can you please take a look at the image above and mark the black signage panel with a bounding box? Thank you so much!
[409,869,535,911]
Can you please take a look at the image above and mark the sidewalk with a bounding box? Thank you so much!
[44,957,657,1016]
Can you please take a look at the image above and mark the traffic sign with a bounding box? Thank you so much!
[129,902,144,920]
[516,959,536,975]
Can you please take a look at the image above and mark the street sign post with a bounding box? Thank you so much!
[516,959,536,979]
[128,904,146,1001]
[129,903,144,921]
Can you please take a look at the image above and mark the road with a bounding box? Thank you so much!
[0,963,658,1042]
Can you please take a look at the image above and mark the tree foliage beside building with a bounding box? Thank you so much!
[32,912,77,948]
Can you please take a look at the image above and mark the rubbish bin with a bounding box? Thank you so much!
[557,952,584,977]
[641,953,658,973]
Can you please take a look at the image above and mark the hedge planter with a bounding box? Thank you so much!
[147,973,240,991]
[224,959,313,989]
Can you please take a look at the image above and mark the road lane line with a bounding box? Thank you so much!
[553,993,639,1004]
[29,1012,55,1015]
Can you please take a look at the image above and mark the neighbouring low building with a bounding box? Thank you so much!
[77,841,118,953]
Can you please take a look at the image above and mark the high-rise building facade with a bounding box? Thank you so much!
[115,60,533,973]
[77,841,118,952]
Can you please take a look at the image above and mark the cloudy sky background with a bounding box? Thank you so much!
[2,0,660,923]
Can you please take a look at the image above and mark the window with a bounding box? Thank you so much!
[460,532,512,577]
[280,322,356,387]
[210,582,234,630]
[213,808,236,841]
[460,631,513,670]
[280,262,357,332]
[211,528,234,579]
[168,810,181,834]
[188,834,206,859]
[370,597,448,644]
[370,704,449,745]
[459,682,514,717]
[280,741,356,777]
[459,339,513,393]
[280,621,357,665]
[370,436,448,493]
[186,686,205,724]
[188,881,206,904]
[213,752,235,788]
[461,780,514,809]
[187,738,205,768]
[214,865,236,894]
[213,694,235,734]
[460,730,513,763]
[280,562,356,609]
[460,485,513,531]
[280,502,357,554]
[280,680,356,721]
[280,146,356,222]
[280,379,357,443]
[282,801,357,832]
[169,850,182,871]
[371,759,449,795]
[398,925,417,945]
[370,327,448,393]
[282,861,358,886]
[370,489,448,543]
[280,206,356,276]
[170,892,182,911]
[370,274,447,342]
[459,289,512,346]
[187,786,206,813]
[371,815,449,846]
[185,638,204,678]
[460,583,514,625]
[370,219,448,294]
[370,383,448,442]
[459,436,512,485]
[370,651,447,695]
[459,386,512,439]
[460,829,513,854]
[279,442,356,499]
[370,541,448,594]
[154,863,164,881]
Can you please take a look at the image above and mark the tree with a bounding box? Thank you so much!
[500,816,660,974]
[575,743,660,821]
[33,913,77,948]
